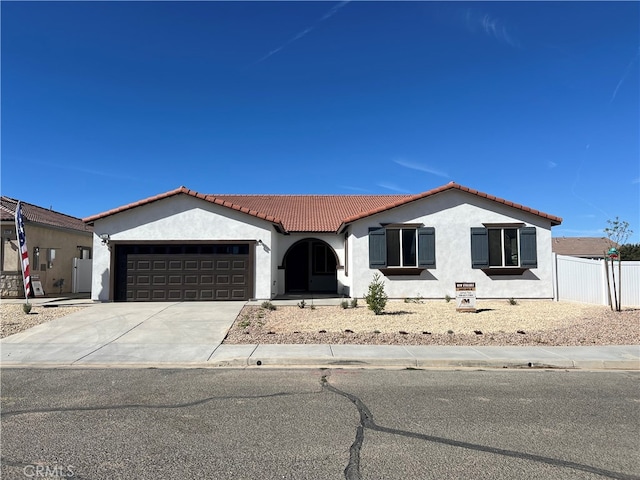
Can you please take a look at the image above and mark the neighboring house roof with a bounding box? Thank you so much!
[83,182,563,233]
[1,196,93,234]
[552,237,618,258]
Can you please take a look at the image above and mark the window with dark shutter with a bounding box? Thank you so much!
[471,226,538,271]
[369,225,436,272]
[471,227,489,268]
[368,227,387,268]
[519,227,538,268]
[417,227,436,268]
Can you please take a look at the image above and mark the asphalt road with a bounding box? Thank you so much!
[1,368,639,480]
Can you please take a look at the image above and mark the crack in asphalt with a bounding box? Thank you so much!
[322,377,639,480]
[1,387,322,479]
[0,391,312,418]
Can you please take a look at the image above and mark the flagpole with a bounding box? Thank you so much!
[14,201,31,304]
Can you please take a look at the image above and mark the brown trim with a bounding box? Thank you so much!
[108,240,258,245]
[381,223,424,228]
[379,268,426,276]
[481,268,528,276]
[482,222,525,228]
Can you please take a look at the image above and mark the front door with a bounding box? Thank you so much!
[285,240,337,293]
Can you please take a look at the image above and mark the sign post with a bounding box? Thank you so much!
[456,282,476,313]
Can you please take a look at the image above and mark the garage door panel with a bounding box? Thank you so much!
[121,248,252,302]
[152,290,168,301]
[201,260,214,270]
[231,289,247,299]
[184,260,199,270]
[200,290,214,300]
[216,290,230,300]
[232,275,246,285]
[232,260,246,270]
[137,261,152,271]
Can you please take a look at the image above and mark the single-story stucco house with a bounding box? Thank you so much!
[1,196,93,297]
[83,182,562,302]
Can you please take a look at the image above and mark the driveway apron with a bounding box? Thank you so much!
[1,302,245,366]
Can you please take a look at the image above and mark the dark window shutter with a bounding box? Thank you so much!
[471,227,489,268]
[369,227,387,268]
[519,227,537,268]
[417,227,436,268]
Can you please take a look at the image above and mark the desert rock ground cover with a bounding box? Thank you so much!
[223,300,640,346]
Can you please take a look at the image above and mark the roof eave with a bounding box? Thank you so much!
[83,186,288,232]
[338,182,563,228]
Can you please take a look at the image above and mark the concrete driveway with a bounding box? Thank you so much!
[1,302,245,366]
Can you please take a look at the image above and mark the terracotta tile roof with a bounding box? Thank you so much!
[552,237,617,257]
[84,182,562,233]
[1,196,93,234]
[209,194,411,232]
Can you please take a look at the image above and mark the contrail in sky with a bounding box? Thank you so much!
[610,47,640,103]
[393,158,450,178]
[256,1,350,64]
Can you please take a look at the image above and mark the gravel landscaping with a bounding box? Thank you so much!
[223,300,640,346]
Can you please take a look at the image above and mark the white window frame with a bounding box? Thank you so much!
[386,227,418,268]
[488,227,520,268]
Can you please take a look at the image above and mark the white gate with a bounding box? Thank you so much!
[72,258,92,293]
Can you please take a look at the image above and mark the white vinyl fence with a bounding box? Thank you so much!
[554,254,640,307]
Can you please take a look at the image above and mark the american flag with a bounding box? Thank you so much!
[14,201,31,297]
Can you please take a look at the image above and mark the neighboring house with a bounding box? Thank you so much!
[552,237,617,260]
[83,182,562,302]
[1,196,94,298]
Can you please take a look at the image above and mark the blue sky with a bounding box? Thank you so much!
[2,1,639,242]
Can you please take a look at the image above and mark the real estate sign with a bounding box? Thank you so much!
[456,282,476,312]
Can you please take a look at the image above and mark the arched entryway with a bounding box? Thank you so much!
[284,239,338,293]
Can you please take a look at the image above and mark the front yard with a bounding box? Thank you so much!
[223,300,640,346]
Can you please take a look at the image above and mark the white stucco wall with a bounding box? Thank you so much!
[90,194,276,301]
[347,190,557,300]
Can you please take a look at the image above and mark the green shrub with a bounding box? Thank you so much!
[261,301,276,311]
[508,298,518,306]
[404,296,423,304]
[444,294,452,303]
[340,300,350,309]
[23,303,32,314]
[350,298,358,308]
[297,300,306,309]
[365,273,388,315]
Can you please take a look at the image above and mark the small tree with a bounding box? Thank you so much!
[604,217,633,311]
[365,273,388,315]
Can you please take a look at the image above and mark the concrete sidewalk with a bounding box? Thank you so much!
[208,344,640,370]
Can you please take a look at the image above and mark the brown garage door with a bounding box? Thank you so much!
[115,244,252,301]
